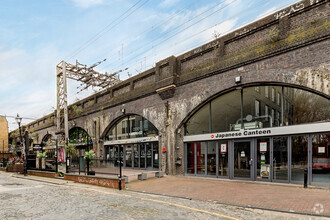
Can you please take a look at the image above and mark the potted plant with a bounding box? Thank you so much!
[84,149,95,175]
[37,152,47,169]
[7,157,24,173]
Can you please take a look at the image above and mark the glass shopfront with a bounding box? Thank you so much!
[185,134,329,185]
[184,85,330,186]
[104,114,159,170]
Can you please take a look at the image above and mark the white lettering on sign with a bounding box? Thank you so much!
[214,129,272,139]
[183,122,330,143]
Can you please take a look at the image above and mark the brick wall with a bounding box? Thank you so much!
[0,116,8,153]
[64,174,125,189]
[11,0,329,175]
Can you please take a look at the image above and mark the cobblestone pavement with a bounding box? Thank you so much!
[0,172,328,220]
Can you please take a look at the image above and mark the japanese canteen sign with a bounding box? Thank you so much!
[184,122,330,142]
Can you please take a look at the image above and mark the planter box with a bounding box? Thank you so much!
[41,158,46,169]
[7,164,24,173]
[27,170,59,178]
[36,158,40,169]
[64,174,125,189]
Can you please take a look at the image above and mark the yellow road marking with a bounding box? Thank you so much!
[59,184,240,220]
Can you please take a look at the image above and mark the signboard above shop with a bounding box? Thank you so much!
[183,122,330,142]
[33,144,42,151]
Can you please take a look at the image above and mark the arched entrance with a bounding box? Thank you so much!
[183,85,330,186]
[68,127,92,156]
[103,114,159,170]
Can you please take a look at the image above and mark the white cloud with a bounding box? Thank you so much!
[72,0,104,8]
[0,45,59,131]
[159,0,180,8]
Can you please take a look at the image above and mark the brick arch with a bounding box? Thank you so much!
[175,82,330,134]
[41,133,52,144]
[100,113,159,139]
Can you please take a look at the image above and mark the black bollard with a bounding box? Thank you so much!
[118,156,122,190]
[304,169,308,188]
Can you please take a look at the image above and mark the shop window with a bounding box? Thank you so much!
[186,104,210,135]
[129,115,143,138]
[186,143,195,174]
[105,115,158,141]
[196,142,206,175]
[257,138,270,180]
[184,86,330,136]
[273,137,288,181]
[153,143,159,169]
[218,141,228,176]
[207,142,216,176]
[69,127,90,144]
[283,87,330,125]
[291,135,308,182]
[312,134,330,186]
[211,90,241,132]
[106,126,116,141]
[243,86,281,129]
[117,118,129,140]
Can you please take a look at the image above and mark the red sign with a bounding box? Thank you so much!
[220,143,227,153]
[162,147,167,152]
[211,135,214,138]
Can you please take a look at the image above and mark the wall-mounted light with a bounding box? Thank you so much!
[121,108,125,114]
[235,76,241,83]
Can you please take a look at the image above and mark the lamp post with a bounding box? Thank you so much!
[15,114,23,156]
[2,140,4,168]
[15,114,25,174]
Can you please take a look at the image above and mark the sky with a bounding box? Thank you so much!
[0,0,301,131]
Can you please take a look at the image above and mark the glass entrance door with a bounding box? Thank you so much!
[146,143,152,169]
[125,145,133,168]
[234,140,253,179]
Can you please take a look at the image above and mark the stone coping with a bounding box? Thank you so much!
[64,173,119,180]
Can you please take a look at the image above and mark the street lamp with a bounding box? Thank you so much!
[15,114,27,175]
[15,114,23,154]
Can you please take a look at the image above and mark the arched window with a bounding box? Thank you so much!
[41,134,54,147]
[105,115,158,141]
[69,127,90,144]
[185,86,330,135]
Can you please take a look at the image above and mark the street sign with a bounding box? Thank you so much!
[33,144,42,151]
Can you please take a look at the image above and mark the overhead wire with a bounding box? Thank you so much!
[96,0,200,66]
[109,0,300,76]
[102,0,229,70]
[109,0,238,72]
[65,0,300,105]
[65,0,150,62]
[66,0,200,100]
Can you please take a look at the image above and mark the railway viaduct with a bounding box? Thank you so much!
[12,0,329,175]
